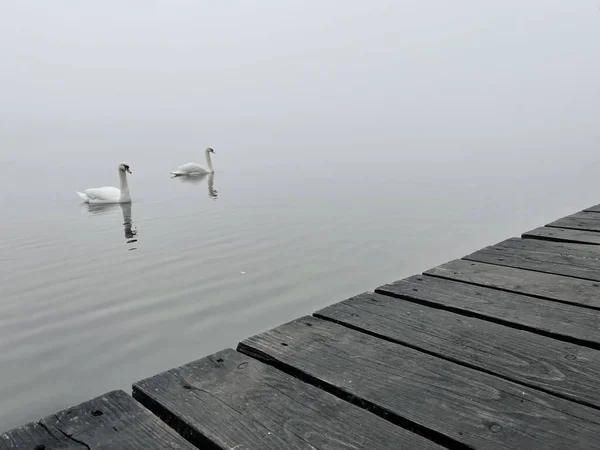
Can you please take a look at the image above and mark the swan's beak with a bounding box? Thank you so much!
[126,168,132,174]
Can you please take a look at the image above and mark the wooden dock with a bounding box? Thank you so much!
[4,205,600,449]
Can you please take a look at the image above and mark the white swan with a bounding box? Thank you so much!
[171,148,215,176]
[76,162,132,204]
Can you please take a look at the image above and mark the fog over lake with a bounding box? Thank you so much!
[1,0,599,430]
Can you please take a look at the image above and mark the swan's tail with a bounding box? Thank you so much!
[76,191,89,202]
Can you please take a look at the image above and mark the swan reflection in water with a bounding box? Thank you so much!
[176,172,218,199]
[84,202,138,250]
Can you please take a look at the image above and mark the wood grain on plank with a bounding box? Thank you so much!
[546,212,600,232]
[424,259,600,310]
[375,275,600,348]
[133,348,442,450]
[239,316,600,450]
[315,291,600,408]
[464,238,600,281]
[523,227,600,245]
[0,390,195,450]
[0,421,81,450]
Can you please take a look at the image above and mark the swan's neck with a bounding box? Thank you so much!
[207,173,217,198]
[205,151,214,173]
[118,170,131,201]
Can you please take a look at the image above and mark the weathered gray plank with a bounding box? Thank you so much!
[463,238,600,281]
[424,259,600,310]
[491,237,600,256]
[375,275,600,348]
[315,291,600,408]
[0,421,81,450]
[239,316,600,450]
[133,348,442,450]
[546,212,600,232]
[523,227,600,245]
[583,204,600,213]
[0,390,196,450]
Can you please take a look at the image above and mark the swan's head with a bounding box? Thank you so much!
[119,162,132,174]
[205,147,215,154]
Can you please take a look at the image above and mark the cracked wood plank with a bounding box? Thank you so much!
[133,348,442,450]
[463,237,600,281]
[0,390,196,450]
[315,291,600,409]
[375,275,600,348]
[239,316,600,450]
[0,421,81,449]
[424,259,600,310]
[523,226,600,245]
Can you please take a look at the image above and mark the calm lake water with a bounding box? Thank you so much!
[1,1,600,432]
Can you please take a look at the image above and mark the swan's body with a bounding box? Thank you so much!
[171,148,215,176]
[77,162,132,204]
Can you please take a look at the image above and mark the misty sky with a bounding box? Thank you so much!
[1,1,599,170]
